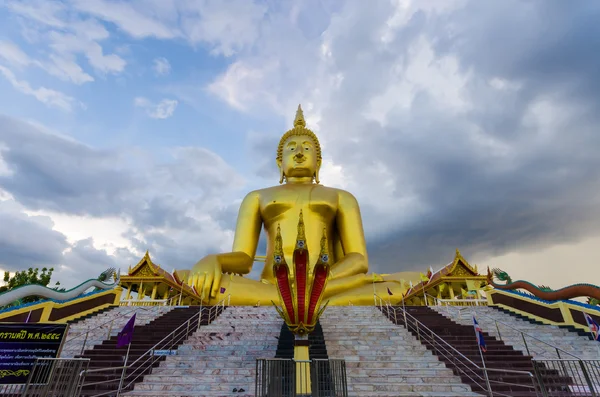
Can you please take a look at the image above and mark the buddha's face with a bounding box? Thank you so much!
[279,134,320,181]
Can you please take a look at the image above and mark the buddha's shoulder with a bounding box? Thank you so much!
[245,185,357,201]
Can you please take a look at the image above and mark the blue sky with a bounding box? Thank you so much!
[1,0,600,290]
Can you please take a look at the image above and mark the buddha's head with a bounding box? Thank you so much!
[276,105,322,184]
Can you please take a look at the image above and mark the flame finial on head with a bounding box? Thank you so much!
[294,104,306,128]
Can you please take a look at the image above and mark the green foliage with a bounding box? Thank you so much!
[0,267,63,305]
[492,268,513,284]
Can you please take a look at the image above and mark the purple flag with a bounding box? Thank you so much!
[116,313,136,348]
[220,287,226,294]
[473,316,487,352]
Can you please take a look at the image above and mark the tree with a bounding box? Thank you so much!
[0,267,63,305]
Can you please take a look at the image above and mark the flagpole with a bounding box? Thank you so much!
[372,274,376,306]
[178,279,185,306]
[473,317,492,396]
[116,342,132,397]
[477,341,492,396]
[401,293,407,325]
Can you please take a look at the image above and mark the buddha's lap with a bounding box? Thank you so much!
[211,275,400,306]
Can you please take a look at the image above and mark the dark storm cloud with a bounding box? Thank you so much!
[0,207,68,271]
[0,116,139,217]
[357,1,600,271]
[0,115,245,283]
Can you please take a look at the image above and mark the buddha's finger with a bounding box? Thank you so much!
[202,272,213,302]
[194,273,203,295]
[210,267,221,298]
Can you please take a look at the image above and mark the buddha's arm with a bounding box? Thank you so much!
[187,191,261,300]
[330,190,369,279]
[221,191,263,274]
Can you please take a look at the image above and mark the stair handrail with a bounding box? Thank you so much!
[374,294,540,397]
[79,295,229,397]
[426,292,488,306]
[65,306,155,343]
[440,302,583,360]
[122,294,229,391]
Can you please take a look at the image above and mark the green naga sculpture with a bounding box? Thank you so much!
[488,267,600,302]
[0,267,120,308]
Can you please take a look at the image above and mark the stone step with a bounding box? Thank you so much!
[349,383,473,393]
[345,361,447,369]
[151,368,254,376]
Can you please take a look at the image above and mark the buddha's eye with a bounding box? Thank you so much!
[304,147,310,151]
[290,147,295,151]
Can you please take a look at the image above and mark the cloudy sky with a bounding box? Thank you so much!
[1,0,599,290]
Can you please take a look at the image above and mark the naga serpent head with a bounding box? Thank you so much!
[489,267,512,284]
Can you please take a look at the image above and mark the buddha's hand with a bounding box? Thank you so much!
[189,254,222,301]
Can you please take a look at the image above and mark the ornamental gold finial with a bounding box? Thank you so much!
[320,228,328,256]
[294,104,306,128]
[274,224,284,257]
[296,210,306,249]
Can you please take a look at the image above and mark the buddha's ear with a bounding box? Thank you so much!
[315,159,322,184]
[277,159,285,184]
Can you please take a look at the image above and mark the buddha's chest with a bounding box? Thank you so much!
[260,186,338,225]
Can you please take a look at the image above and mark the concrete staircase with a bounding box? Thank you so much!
[79,307,204,397]
[124,306,281,397]
[61,305,174,358]
[397,306,572,397]
[431,305,600,360]
[320,306,480,396]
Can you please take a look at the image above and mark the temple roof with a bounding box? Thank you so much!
[122,251,200,297]
[405,249,486,299]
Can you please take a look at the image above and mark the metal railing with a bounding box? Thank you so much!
[63,306,157,356]
[119,299,168,306]
[433,296,600,395]
[438,303,583,361]
[374,294,540,397]
[1,358,90,397]
[255,358,348,397]
[427,292,488,306]
[532,359,600,397]
[79,295,229,397]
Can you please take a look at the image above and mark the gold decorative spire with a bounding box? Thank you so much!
[274,224,284,259]
[318,228,330,265]
[320,228,328,255]
[296,210,306,249]
[294,104,306,128]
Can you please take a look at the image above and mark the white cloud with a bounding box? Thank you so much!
[153,57,171,76]
[0,144,13,177]
[48,27,126,74]
[70,0,179,40]
[0,40,31,66]
[0,65,78,111]
[2,1,126,82]
[69,0,267,56]
[134,97,179,119]
[23,210,134,255]
[208,60,281,112]
[0,115,247,284]
[45,54,95,84]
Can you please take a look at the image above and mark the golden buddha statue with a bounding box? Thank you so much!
[175,105,412,305]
